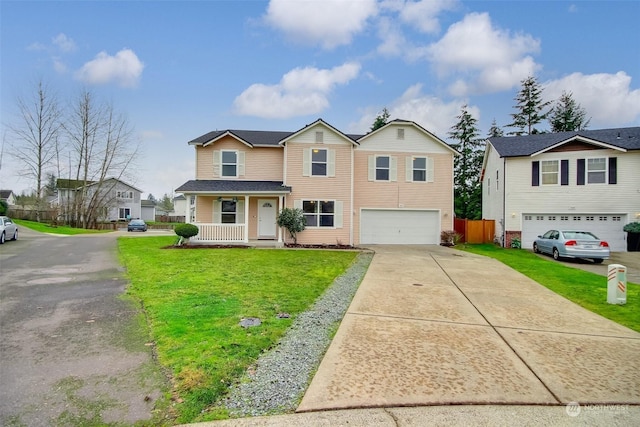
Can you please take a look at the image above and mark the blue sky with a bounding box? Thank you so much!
[1,0,639,200]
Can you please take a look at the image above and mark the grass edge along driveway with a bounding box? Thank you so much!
[457,244,639,333]
[118,236,358,424]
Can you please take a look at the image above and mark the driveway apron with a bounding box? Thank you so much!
[298,245,640,412]
[0,228,166,426]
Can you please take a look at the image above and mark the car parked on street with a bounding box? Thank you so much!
[127,219,148,232]
[0,216,18,244]
[533,230,610,263]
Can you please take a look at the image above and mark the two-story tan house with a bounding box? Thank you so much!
[175,119,457,246]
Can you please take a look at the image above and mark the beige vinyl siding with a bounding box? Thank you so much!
[481,143,505,238]
[358,124,454,154]
[194,195,215,223]
[195,136,283,180]
[503,149,640,232]
[353,150,453,245]
[284,137,352,245]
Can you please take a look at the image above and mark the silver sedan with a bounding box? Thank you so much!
[533,230,610,263]
[0,216,18,244]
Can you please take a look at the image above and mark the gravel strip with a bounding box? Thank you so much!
[223,251,373,417]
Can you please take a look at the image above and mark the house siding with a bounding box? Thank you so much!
[283,125,353,245]
[481,143,505,241]
[503,149,640,232]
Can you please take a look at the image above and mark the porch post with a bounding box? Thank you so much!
[277,195,284,243]
[184,194,190,223]
[244,195,249,243]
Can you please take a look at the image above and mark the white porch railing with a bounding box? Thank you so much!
[191,223,246,243]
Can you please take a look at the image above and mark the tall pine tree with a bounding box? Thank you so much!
[548,91,591,132]
[488,118,504,137]
[448,105,483,219]
[506,76,551,135]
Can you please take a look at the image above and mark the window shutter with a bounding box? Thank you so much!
[238,151,245,177]
[427,157,434,182]
[608,157,617,184]
[390,156,397,182]
[531,161,540,186]
[328,149,336,177]
[213,200,221,223]
[236,200,245,223]
[577,159,585,185]
[406,157,413,182]
[303,149,310,176]
[213,150,221,177]
[294,199,302,210]
[334,201,343,228]
[561,160,569,185]
[368,155,375,181]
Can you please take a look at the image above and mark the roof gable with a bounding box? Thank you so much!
[279,119,359,146]
[357,119,458,155]
[488,127,640,158]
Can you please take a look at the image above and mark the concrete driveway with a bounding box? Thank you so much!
[534,250,640,284]
[0,227,167,426]
[298,245,640,413]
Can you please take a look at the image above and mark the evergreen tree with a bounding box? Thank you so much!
[448,105,483,219]
[548,91,591,132]
[506,76,551,135]
[487,119,504,137]
[370,107,390,131]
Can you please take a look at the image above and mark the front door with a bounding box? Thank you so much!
[258,199,277,239]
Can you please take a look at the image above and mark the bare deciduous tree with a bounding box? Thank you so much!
[7,79,62,221]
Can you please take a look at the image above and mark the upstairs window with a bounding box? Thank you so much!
[587,158,606,183]
[221,151,238,177]
[117,191,133,199]
[541,160,559,185]
[311,149,327,176]
[376,156,390,181]
[412,157,427,182]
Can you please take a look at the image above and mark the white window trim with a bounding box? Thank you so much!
[303,148,336,177]
[294,199,343,228]
[221,150,238,178]
[540,159,560,186]
[405,156,433,183]
[213,150,245,178]
[586,156,607,185]
[119,207,131,219]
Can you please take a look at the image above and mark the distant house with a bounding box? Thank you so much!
[176,118,457,245]
[141,199,156,221]
[54,178,143,222]
[0,190,16,206]
[172,195,186,217]
[481,127,640,251]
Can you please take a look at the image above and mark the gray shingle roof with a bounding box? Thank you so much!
[188,130,295,146]
[488,127,640,157]
[175,180,291,193]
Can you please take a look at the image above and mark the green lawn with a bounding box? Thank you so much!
[14,219,112,235]
[457,244,640,333]
[118,236,358,423]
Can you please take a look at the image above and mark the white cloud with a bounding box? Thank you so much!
[544,72,640,126]
[233,62,361,119]
[349,83,476,138]
[398,0,458,34]
[428,12,541,95]
[264,0,378,49]
[75,49,144,88]
[52,33,76,53]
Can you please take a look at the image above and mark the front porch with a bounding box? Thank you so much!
[188,222,284,245]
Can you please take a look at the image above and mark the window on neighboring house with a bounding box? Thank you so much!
[376,156,390,181]
[541,160,559,185]
[117,191,133,199]
[119,207,131,219]
[190,195,195,206]
[311,149,327,176]
[412,157,427,182]
[302,200,334,227]
[587,158,606,183]
[221,200,237,223]
[221,151,238,177]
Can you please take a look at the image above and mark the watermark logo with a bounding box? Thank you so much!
[566,402,581,417]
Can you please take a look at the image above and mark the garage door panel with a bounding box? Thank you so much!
[522,214,627,252]
[361,210,439,244]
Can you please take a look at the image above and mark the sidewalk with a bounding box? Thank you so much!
[182,245,640,426]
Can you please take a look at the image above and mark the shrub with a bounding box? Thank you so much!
[623,222,640,233]
[277,208,306,244]
[174,223,199,239]
[510,236,522,249]
[0,200,7,216]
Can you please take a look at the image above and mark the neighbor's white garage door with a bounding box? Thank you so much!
[521,214,627,252]
[360,209,440,244]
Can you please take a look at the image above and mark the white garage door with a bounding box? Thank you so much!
[521,214,627,252]
[360,209,440,244]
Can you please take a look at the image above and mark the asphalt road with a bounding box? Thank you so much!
[0,227,168,426]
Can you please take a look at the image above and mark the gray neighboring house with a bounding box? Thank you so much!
[481,127,640,251]
[55,178,143,222]
[0,190,17,206]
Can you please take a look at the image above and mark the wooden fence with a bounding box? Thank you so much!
[454,219,495,244]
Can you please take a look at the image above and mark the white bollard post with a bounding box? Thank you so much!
[607,264,627,305]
